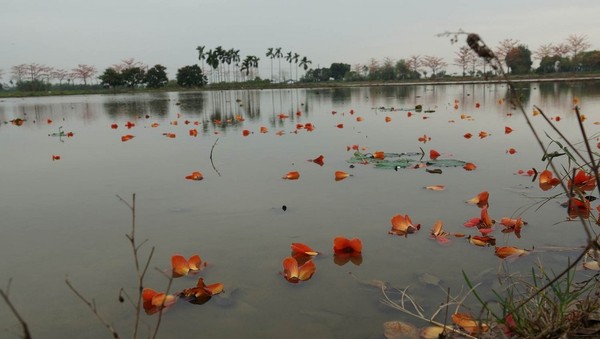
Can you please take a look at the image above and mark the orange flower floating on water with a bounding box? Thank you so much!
[304,123,314,131]
[430,220,449,244]
[121,134,135,142]
[389,214,420,236]
[539,170,560,191]
[495,246,530,259]
[47,119,52,124]
[189,129,198,137]
[242,129,250,136]
[425,185,445,191]
[429,149,441,160]
[573,96,580,107]
[282,257,316,283]
[125,121,135,129]
[452,313,489,334]
[373,151,385,160]
[275,130,285,136]
[505,126,513,134]
[478,131,489,139]
[277,113,289,119]
[569,170,596,192]
[291,243,318,257]
[163,133,176,138]
[464,207,494,233]
[309,155,324,166]
[507,148,517,155]
[333,237,362,254]
[171,254,204,277]
[516,169,536,176]
[385,116,392,122]
[179,277,224,305]
[475,102,481,108]
[533,108,540,116]
[282,171,300,180]
[142,288,176,315]
[418,135,431,143]
[185,171,203,181]
[466,191,489,208]
[468,235,496,247]
[111,123,118,129]
[260,126,268,133]
[499,217,525,237]
[407,111,413,117]
[335,171,350,181]
[568,197,591,219]
[337,123,344,129]
[52,155,61,161]
[67,132,74,137]
[463,162,477,171]
[463,133,473,139]
[296,110,302,116]
[333,237,362,266]
[356,116,363,122]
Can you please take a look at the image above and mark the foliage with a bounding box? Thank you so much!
[505,45,533,74]
[121,67,146,88]
[536,56,574,74]
[99,68,124,88]
[329,63,350,80]
[145,64,168,88]
[16,80,49,92]
[176,64,207,88]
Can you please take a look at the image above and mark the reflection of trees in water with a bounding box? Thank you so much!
[6,102,102,126]
[103,94,169,119]
[367,86,415,109]
[197,90,262,133]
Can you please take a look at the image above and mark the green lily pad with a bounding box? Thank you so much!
[348,151,467,170]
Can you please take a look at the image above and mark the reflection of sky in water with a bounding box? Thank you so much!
[1,83,599,337]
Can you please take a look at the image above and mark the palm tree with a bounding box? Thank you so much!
[299,56,312,80]
[274,47,283,82]
[214,46,225,82]
[206,49,219,83]
[293,53,300,81]
[231,49,241,82]
[250,56,260,79]
[196,46,206,72]
[266,48,275,82]
[285,52,293,82]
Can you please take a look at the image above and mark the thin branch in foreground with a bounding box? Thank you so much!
[380,285,477,339]
[1,279,32,339]
[65,276,120,338]
[210,137,221,176]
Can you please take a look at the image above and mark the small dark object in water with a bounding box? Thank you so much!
[586,196,597,202]
[282,205,287,211]
[349,164,355,168]
[426,168,443,174]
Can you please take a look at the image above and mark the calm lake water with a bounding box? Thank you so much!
[1,82,600,338]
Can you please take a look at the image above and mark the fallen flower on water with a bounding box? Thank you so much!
[495,246,530,259]
[179,277,224,305]
[466,191,489,208]
[282,171,300,180]
[335,171,350,181]
[468,235,496,247]
[171,254,204,277]
[310,155,324,166]
[452,313,489,334]
[463,162,477,171]
[121,134,135,142]
[333,236,362,266]
[389,214,420,236]
[539,170,560,191]
[185,171,203,181]
[282,257,316,283]
[142,288,177,315]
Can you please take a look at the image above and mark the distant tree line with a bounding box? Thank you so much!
[0,33,598,92]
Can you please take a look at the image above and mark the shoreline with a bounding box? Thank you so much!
[2,75,600,99]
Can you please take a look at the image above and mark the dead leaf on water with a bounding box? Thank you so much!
[383,321,419,339]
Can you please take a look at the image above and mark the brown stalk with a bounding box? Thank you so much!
[0,279,32,339]
[65,276,120,338]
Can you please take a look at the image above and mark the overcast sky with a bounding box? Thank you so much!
[2,0,600,80]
